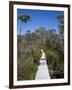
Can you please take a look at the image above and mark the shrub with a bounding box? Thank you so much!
[32,47,41,65]
[17,57,38,80]
[45,49,64,79]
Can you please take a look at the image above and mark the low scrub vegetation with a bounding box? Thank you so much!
[17,14,64,80]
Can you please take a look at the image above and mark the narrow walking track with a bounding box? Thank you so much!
[35,49,51,80]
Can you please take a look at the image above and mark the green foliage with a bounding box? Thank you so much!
[57,14,64,36]
[18,14,30,23]
[33,48,41,65]
[17,44,41,80]
[17,14,31,35]
[45,49,64,78]
[17,14,64,80]
[17,58,38,80]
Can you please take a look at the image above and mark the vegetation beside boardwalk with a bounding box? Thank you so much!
[17,14,64,80]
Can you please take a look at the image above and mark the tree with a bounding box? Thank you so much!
[25,30,31,45]
[45,29,56,49]
[17,14,30,35]
[17,14,30,58]
[57,15,64,36]
[56,14,64,53]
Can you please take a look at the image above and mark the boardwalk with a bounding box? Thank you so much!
[35,49,51,80]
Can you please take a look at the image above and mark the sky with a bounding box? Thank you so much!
[17,9,64,35]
